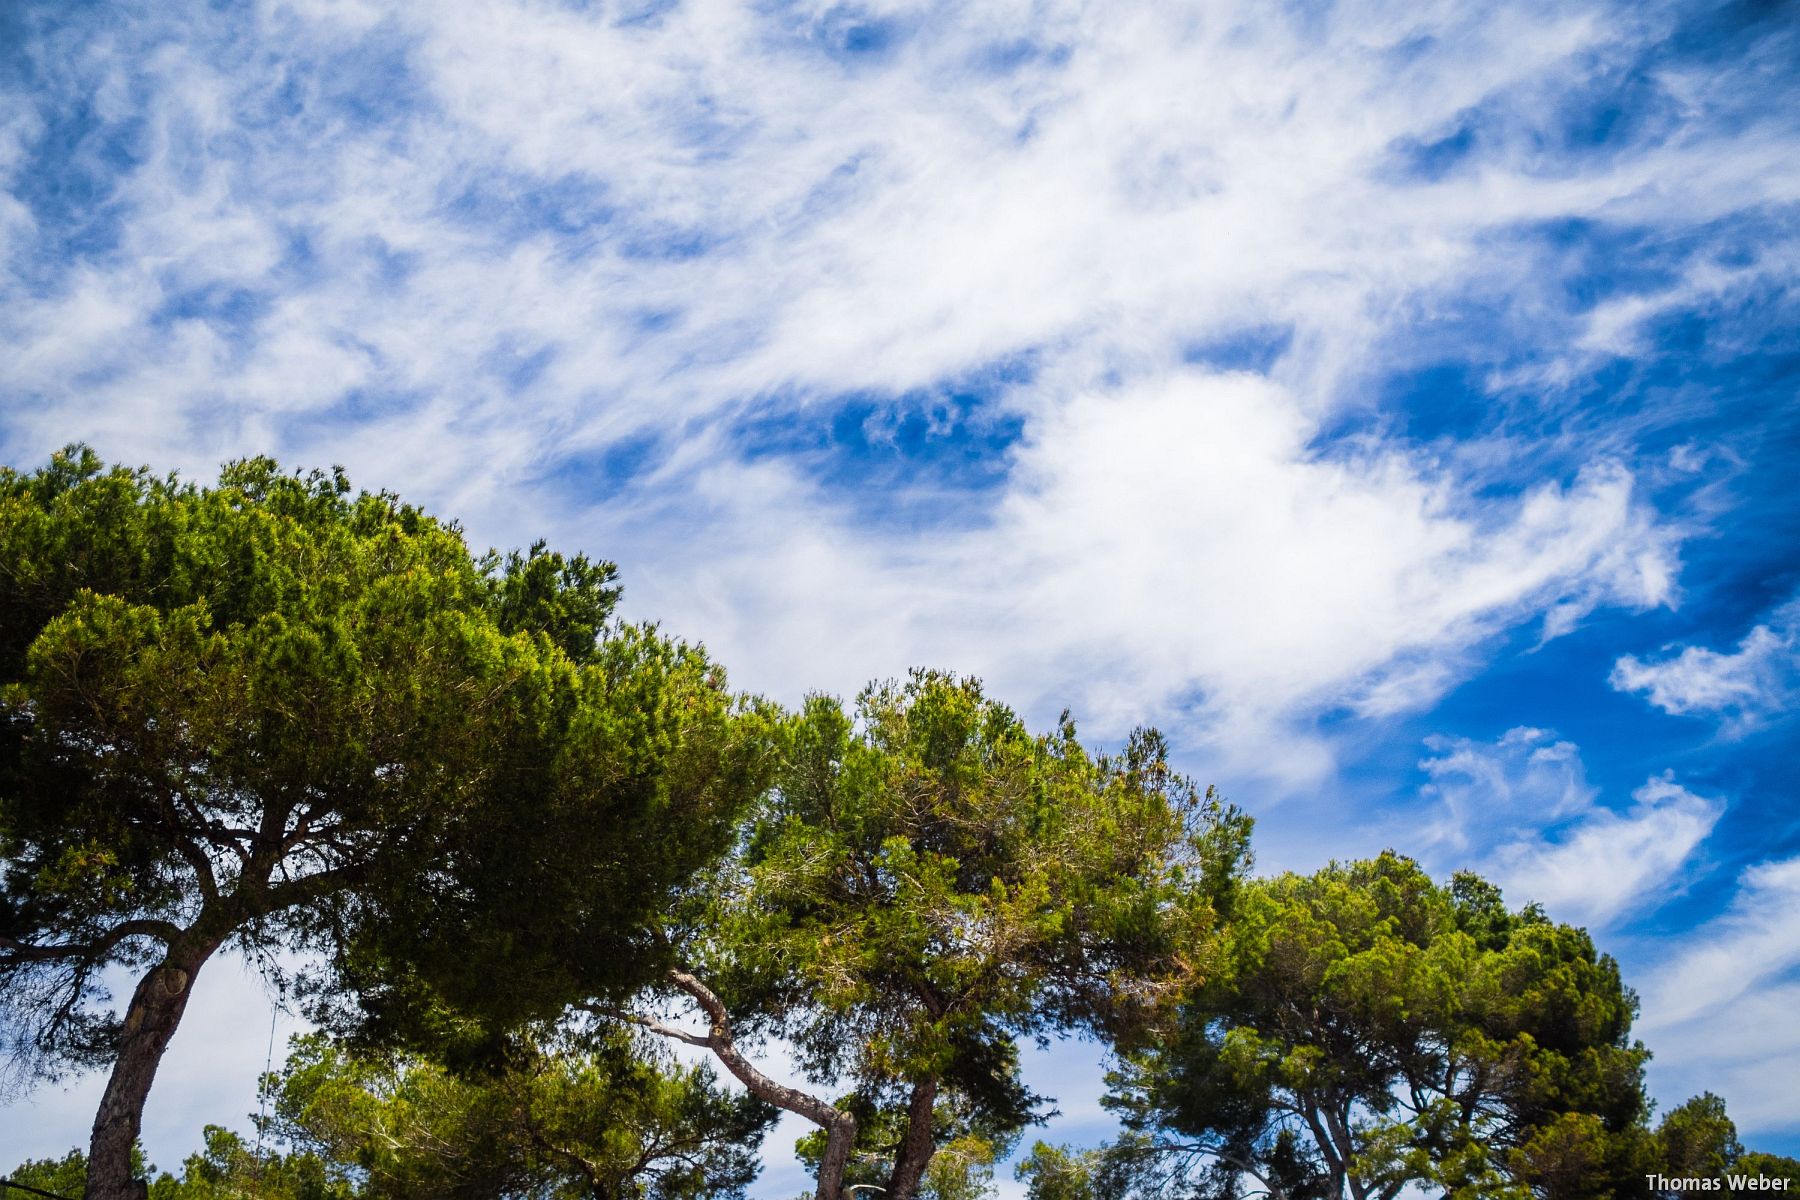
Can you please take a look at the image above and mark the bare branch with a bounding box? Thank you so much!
[581,1004,711,1050]
[610,968,853,1135]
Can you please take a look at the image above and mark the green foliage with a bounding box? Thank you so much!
[316,620,777,1060]
[479,539,620,666]
[917,1129,1007,1200]
[7,1031,775,1200]
[6,1147,104,1198]
[684,670,1252,1191]
[0,447,764,1196]
[262,1031,776,1199]
[1735,1154,1800,1190]
[1021,854,1656,1200]
[1656,1093,1741,1179]
[16,446,1794,1200]
[1653,1093,1800,1192]
[4,1135,342,1200]
[152,1126,353,1200]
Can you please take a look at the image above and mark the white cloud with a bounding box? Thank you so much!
[1417,730,1719,927]
[1420,726,1595,841]
[1577,243,1800,360]
[1636,856,1800,1140]
[1639,856,1800,1030]
[582,370,1676,787]
[0,0,1737,787]
[1490,773,1721,929]
[5,0,1788,454]
[1610,597,1800,729]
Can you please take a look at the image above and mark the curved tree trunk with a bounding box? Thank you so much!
[883,1076,939,1200]
[86,938,220,1200]
[659,968,857,1200]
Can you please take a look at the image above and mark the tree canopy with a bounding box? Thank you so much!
[259,1031,776,1200]
[5,1027,776,1200]
[619,672,1252,1200]
[1652,1094,1800,1194]
[1020,854,1657,1200]
[8,447,1798,1200]
[0,447,763,1200]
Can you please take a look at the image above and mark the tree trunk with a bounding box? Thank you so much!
[817,1110,858,1200]
[86,939,218,1200]
[884,1076,939,1200]
[661,968,857,1200]
[1302,1106,1348,1200]
[1323,1103,1366,1200]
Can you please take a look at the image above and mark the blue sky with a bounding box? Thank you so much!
[2,0,1798,1191]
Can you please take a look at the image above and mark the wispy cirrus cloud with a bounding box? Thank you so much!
[2,1,1776,775]
[1637,856,1800,1130]
[1416,729,1720,928]
[1640,855,1800,1029]
[1611,596,1800,731]
[1491,774,1721,930]
[1418,727,1598,851]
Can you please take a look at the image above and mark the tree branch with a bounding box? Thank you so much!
[0,919,183,966]
[152,785,241,897]
[663,968,849,1130]
[258,863,365,913]
[582,1005,711,1050]
[599,967,858,1200]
